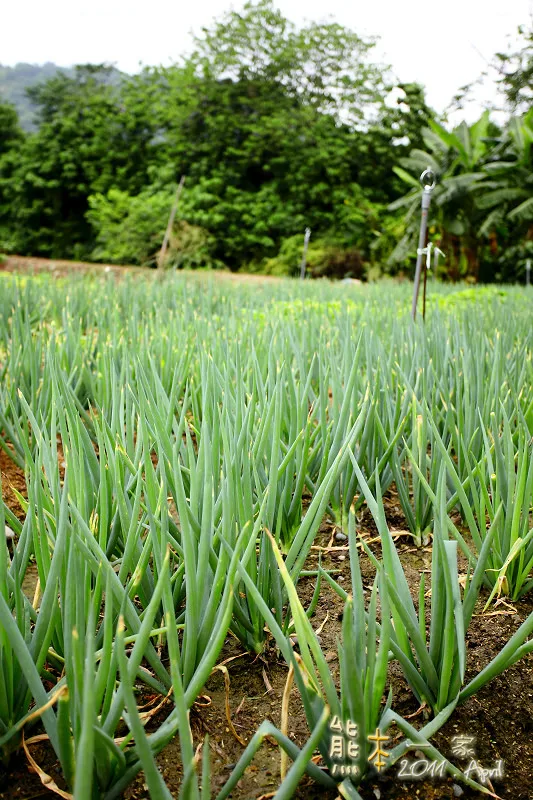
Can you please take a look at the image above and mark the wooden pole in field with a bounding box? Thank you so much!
[157,175,186,269]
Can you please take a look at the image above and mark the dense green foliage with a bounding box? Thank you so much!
[391,109,533,281]
[1,273,533,797]
[0,4,531,280]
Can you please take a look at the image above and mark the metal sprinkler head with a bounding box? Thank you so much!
[420,167,436,192]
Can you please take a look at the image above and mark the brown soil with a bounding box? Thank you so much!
[0,446,27,521]
[0,256,282,284]
[0,254,145,278]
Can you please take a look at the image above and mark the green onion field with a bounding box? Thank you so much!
[1,270,532,800]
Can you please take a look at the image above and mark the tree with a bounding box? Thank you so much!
[0,2,439,274]
[135,1,403,268]
[0,101,24,251]
[449,21,533,118]
[0,101,23,157]
[2,65,162,257]
[188,0,388,125]
[474,111,533,280]
[0,62,73,130]
[494,22,533,113]
[354,82,437,204]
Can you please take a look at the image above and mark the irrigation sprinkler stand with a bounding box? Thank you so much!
[411,168,436,320]
[419,242,445,320]
[300,227,311,280]
[526,259,531,287]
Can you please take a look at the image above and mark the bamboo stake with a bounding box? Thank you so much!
[157,175,186,269]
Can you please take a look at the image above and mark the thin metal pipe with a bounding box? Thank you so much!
[300,227,311,280]
[411,169,436,320]
[417,242,445,320]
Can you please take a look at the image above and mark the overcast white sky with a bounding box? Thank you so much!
[3,0,533,120]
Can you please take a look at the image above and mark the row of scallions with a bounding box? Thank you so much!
[0,271,532,797]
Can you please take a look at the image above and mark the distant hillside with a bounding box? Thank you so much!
[0,63,75,130]
[0,63,122,130]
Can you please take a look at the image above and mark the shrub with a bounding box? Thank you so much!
[86,187,219,269]
[263,235,365,279]
[87,187,173,266]
[164,221,222,271]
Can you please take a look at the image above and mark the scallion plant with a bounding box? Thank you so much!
[351,455,533,715]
